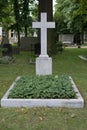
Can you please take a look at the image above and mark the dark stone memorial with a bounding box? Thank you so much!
[2,43,13,57]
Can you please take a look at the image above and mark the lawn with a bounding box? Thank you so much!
[0,48,87,130]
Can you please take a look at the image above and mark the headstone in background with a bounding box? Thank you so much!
[59,34,74,45]
[20,37,39,51]
[1,37,12,56]
[2,43,13,57]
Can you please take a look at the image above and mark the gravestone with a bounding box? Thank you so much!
[1,37,12,56]
[32,12,55,75]
[20,37,39,51]
[59,34,74,44]
[2,43,13,57]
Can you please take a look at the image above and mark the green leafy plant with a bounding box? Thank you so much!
[12,43,18,48]
[56,41,64,52]
[8,74,76,99]
[0,47,8,52]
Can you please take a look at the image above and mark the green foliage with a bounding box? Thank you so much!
[12,0,37,37]
[56,41,64,52]
[0,0,15,31]
[54,0,87,33]
[0,48,8,52]
[54,0,72,34]
[8,75,76,99]
[0,0,38,41]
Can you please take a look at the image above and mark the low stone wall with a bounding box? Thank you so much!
[59,34,74,44]
[20,37,39,51]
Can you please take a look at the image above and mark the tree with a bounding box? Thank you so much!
[20,0,35,37]
[0,0,38,44]
[13,0,21,46]
[54,0,87,43]
[0,0,8,20]
[0,0,14,38]
[13,0,37,38]
[54,0,72,34]
[69,0,87,43]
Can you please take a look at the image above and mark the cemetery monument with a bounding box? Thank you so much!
[32,12,55,75]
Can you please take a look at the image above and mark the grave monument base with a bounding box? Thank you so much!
[36,57,52,75]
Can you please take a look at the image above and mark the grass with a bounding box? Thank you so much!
[81,43,87,46]
[0,48,87,130]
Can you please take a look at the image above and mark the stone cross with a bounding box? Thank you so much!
[32,13,55,57]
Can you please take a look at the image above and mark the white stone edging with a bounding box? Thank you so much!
[79,55,87,61]
[1,76,84,108]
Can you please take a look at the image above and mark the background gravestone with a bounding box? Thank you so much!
[2,43,13,57]
[20,37,40,55]
[1,37,12,57]
[59,34,74,45]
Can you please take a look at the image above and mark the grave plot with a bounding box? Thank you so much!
[1,75,84,108]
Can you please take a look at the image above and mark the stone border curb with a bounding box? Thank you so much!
[79,55,87,61]
[1,76,84,108]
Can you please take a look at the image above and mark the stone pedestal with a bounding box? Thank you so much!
[36,57,52,75]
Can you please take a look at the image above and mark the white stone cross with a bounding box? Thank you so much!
[32,12,55,57]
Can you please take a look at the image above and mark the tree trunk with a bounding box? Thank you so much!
[13,0,20,48]
[39,0,53,20]
[25,25,28,37]
[81,29,84,44]
[17,25,20,47]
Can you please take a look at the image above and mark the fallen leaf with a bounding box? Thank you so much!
[39,117,43,121]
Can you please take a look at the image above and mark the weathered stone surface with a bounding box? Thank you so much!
[20,37,39,51]
[36,57,52,75]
